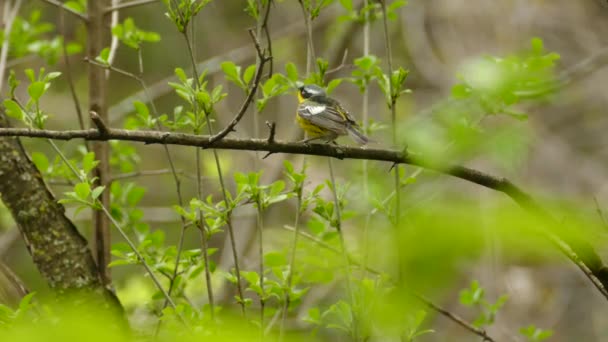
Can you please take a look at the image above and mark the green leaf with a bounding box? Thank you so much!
[3,99,25,121]
[28,81,46,101]
[45,72,62,81]
[243,64,257,85]
[74,182,91,200]
[304,307,321,325]
[24,69,36,83]
[91,186,105,200]
[175,68,188,83]
[82,152,98,174]
[142,31,161,42]
[339,0,353,10]
[451,84,472,99]
[133,101,150,118]
[96,47,111,65]
[221,61,244,88]
[326,78,342,95]
[66,42,83,55]
[530,37,544,54]
[64,1,86,13]
[126,186,146,206]
[285,62,299,81]
[264,251,287,267]
[31,152,49,172]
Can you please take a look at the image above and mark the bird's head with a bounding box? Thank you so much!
[298,84,326,102]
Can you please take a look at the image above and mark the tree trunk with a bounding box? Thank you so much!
[0,111,121,310]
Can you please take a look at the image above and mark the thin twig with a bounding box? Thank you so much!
[47,139,182,314]
[58,8,87,134]
[104,0,159,13]
[594,197,608,230]
[297,0,316,74]
[261,0,274,76]
[182,27,247,316]
[379,0,403,283]
[281,3,314,338]
[280,225,497,342]
[208,29,268,144]
[40,0,88,21]
[412,292,496,342]
[0,0,22,94]
[86,58,142,81]
[88,44,196,321]
[257,199,266,337]
[265,121,276,143]
[100,206,180,310]
[325,50,349,75]
[196,148,215,318]
[107,13,340,122]
[361,0,371,278]
[280,188,303,342]
[111,168,186,181]
[105,0,120,79]
[90,111,110,135]
[327,158,358,340]
[3,126,608,298]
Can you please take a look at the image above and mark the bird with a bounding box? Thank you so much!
[296,84,369,145]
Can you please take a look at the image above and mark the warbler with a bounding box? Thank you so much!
[296,84,369,145]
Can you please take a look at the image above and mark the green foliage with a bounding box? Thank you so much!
[403,310,435,341]
[257,72,292,111]
[379,66,409,105]
[0,293,36,326]
[399,38,556,166]
[350,55,381,92]
[112,18,161,50]
[339,0,407,23]
[452,37,560,120]
[167,67,227,133]
[95,47,111,66]
[221,61,257,91]
[2,1,587,340]
[244,0,273,20]
[163,0,213,33]
[459,280,508,328]
[234,171,291,210]
[301,0,335,20]
[57,152,105,215]
[520,325,554,342]
[3,68,61,128]
[63,0,87,14]
[0,10,82,65]
[130,101,157,129]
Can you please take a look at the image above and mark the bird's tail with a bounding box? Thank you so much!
[347,125,369,145]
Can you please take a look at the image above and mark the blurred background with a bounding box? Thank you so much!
[2,0,608,341]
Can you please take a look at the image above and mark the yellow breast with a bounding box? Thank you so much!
[296,112,327,137]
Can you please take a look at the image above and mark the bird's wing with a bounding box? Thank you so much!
[297,100,349,133]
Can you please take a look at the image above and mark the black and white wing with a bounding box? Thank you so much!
[297,99,349,133]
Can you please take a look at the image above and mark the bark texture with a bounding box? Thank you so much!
[0,112,117,305]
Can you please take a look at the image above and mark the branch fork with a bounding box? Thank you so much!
[207,30,270,144]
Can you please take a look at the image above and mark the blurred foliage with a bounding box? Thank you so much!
[3,0,605,340]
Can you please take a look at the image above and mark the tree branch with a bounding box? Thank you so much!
[0,125,607,298]
[40,0,88,21]
[104,0,159,13]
